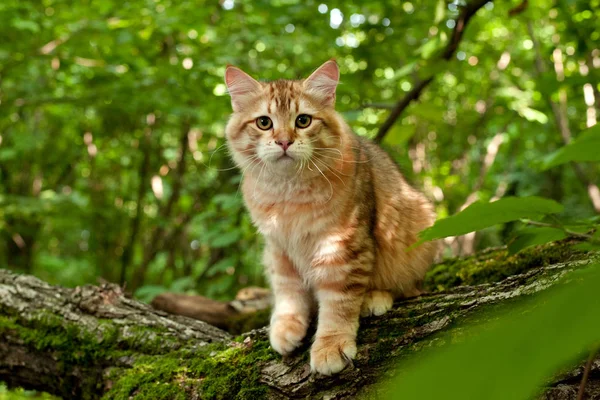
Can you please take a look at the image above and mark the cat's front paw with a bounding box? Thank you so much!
[269,314,308,355]
[310,334,357,375]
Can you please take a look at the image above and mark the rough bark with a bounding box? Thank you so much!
[1,255,598,399]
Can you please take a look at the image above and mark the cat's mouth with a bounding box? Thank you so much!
[277,154,294,161]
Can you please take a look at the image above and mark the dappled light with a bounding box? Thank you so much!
[1,0,600,397]
[0,0,598,298]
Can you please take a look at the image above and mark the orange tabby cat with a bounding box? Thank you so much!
[224,60,437,375]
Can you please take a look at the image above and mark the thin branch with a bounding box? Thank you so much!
[131,119,191,290]
[521,220,599,243]
[374,0,491,143]
[577,346,598,400]
[120,122,154,285]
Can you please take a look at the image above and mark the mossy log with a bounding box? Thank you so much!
[1,250,599,399]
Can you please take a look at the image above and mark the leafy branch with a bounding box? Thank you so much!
[522,219,599,244]
[418,196,600,255]
[374,0,491,143]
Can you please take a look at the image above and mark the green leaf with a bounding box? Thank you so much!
[384,125,416,146]
[134,285,167,303]
[210,230,241,248]
[419,197,564,241]
[508,227,566,255]
[416,37,442,60]
[573,242,600,251]
[542,125,600,169]
[434,0,446,23]
[205,256,237,278]
[11,18,40,32]
[393,62,417,80]
[169,276,196,293]
[387,264,600,400]
[411,104,446,121]
[520,107,548,124]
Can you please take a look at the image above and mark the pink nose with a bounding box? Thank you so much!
[275,140,294,151]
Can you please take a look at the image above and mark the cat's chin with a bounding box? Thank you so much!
[267,156,303,176]
[276,154,295,163]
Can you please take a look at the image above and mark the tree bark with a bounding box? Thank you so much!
[1,256,598,399]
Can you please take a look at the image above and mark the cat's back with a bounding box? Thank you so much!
[358,137,406,184]
[357,135,435,246]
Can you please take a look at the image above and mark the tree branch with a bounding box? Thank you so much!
[1,255,598,398]
[120,122,154,285]
[522,219,599,244]
[578,346,599,400]
[374,0,490,143]
[131,119,191,290]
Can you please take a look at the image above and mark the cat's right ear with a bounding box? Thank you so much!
[224,66,262,112]
[303,60,339,107]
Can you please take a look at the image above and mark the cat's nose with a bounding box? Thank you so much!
[275,140,294,151]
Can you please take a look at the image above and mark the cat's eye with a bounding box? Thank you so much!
[295,114,312,129]
[256,116,273,130]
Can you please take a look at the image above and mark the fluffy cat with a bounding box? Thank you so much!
[223,60,437,375]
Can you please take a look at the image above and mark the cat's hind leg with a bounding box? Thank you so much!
[360,290,393,317]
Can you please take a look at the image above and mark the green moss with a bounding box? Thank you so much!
[104,336,277,400]
[103,356,187,400]
[195,337,276,399]
[0,304,281,399]
[0,313,114,398]
[0,313,119,367]
[367,339,396,365]
[424,239,587,292]
[120,325,186,354]
[0,382,60,400]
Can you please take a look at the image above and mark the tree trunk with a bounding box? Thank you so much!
[1,256,598,399]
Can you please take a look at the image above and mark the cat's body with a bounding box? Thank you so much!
[224,61,437,375]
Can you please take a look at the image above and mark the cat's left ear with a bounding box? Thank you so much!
[304,60,339,107]
[224,66,262,112]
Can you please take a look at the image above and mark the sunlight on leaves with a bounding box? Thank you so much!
[419,197,564,241]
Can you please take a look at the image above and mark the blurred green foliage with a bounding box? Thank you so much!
[388,262,600,400]
[0,383,58,400]
[1,0,599,302]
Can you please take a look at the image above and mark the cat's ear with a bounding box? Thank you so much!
[224,66,262,112]
[303,60,339,107]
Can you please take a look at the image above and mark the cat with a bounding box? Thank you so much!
[223,60,438,375]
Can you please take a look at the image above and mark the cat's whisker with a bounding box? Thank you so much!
[295,159,306,178]
[311,147,344,156]
[206,153,260,172]
[207,164,239,172]
[253,161,269,200]
[236,158,261,196]
[208,142,229,167]
[313,151,371,164]
[313,157,346,187]
[310,159,333,203]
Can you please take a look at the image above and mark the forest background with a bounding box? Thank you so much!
[1,0,599,302]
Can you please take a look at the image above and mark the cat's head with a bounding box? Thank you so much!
[224,60,344,175]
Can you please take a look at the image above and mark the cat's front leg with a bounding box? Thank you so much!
[265,244,312,356]
[310,255,372,375]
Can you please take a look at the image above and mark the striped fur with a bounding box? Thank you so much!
[224,61,438,375]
